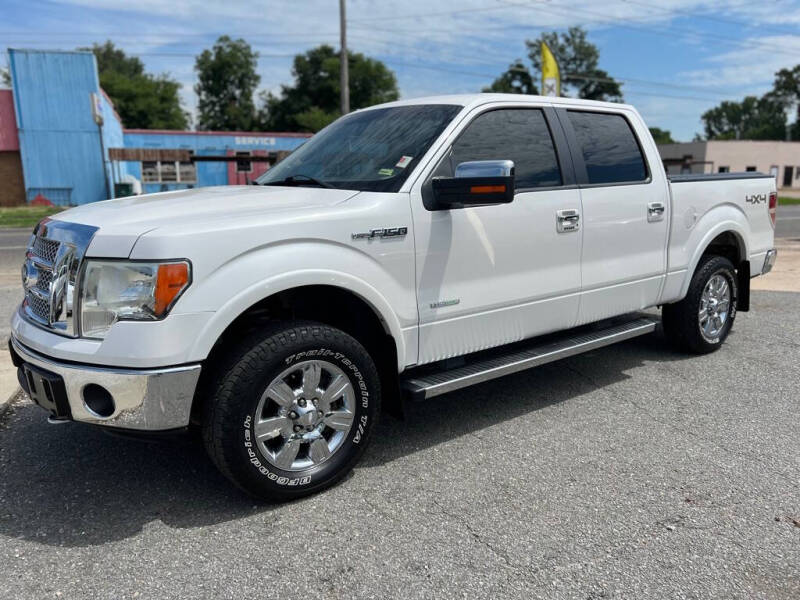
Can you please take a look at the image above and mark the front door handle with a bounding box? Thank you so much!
[647,202,666,222]
[556,209,580,233]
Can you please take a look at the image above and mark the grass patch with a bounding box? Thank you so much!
[778,196,800,206]
[0,205,65,229]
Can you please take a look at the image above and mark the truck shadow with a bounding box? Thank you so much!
[0,330,695,548]
[362,329,693,467]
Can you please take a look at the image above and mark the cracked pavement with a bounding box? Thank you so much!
[1,290,799,599]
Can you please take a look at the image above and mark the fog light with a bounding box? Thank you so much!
[82,384,115,418]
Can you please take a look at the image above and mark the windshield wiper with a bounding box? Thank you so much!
[262,174,334,189]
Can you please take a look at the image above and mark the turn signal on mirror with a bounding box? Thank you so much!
[470,184,506,194]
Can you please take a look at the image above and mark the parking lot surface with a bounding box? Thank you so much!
[1,290,798,599]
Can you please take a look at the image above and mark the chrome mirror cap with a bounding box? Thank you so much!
[455,160,514,179]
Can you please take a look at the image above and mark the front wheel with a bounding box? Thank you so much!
[202,321,380,501]
[662,254,738,354]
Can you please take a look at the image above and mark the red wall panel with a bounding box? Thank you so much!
[0,90,20,151]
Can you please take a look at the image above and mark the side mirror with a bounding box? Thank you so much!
[431,160,515,209]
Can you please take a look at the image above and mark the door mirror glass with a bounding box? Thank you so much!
[432,160,515,209]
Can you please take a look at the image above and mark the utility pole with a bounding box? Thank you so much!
[339,0,350,115]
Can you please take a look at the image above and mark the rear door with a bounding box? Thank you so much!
[556,108,669,324]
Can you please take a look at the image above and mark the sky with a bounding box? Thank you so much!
[1,0,799,141]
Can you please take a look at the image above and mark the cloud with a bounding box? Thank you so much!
[5,0,799,134]
[679,34,800,91]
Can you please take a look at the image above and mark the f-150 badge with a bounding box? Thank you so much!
[351,227,408,240]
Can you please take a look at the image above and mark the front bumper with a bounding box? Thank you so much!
[9,336,201,431]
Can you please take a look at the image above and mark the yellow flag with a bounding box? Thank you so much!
[541,41,560,97]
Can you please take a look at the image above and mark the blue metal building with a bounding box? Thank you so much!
[6,48,310,206]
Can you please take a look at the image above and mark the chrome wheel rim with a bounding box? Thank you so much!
[253,360,355,472]
[698,273,731,341]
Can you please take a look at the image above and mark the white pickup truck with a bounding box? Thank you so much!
[11,94,777,500]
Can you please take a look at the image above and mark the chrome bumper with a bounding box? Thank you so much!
[10,336,201,431]
[762,248,777,275]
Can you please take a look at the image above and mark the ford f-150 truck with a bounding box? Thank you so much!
[10,94,777,500]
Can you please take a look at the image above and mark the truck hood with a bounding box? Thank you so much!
[53,185,359,258]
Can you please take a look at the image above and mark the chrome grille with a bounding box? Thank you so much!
[27,291,50,323]
[35,265,53,293]
[32,236,60,264]
[21,220,98,337]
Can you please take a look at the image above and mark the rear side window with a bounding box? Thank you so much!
[567,111,648,185]
[451,109,562,189]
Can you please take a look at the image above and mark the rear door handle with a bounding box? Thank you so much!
[556,209,580,233]
[647,202,665,222]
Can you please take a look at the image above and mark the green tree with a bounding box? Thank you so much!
[84,41,189,129]
[701,95,786,140]
[525,26,623,101]
[258,44,399,132]
[768,64,800,139]
[649,127,675,144]
[1,67,10,87]
[482,60,538,95]
[195,36,260,131]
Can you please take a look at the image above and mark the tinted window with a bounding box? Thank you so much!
[257,104,461,192]
[451,109,561,189]
[567,111,648,184]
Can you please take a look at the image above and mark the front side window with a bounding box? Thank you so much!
[257,104,461,192]
[450,108,562,189]
[567,111,648,185]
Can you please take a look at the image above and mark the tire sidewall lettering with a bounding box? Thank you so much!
[242,347,371,486]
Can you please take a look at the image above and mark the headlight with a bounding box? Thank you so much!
[79,260,191,339]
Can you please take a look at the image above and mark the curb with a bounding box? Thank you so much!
[0,387,22,418]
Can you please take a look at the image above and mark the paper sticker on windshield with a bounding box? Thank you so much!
[378,168,394,177]
[395,156,413,169]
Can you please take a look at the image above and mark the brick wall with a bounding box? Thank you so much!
[0,151,26,206]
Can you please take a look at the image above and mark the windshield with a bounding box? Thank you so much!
[257,104,462,192]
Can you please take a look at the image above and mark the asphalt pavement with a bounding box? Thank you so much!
[1,210,799,598]
[1,290,799,598]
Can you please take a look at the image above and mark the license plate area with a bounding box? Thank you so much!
[21,363,71,418]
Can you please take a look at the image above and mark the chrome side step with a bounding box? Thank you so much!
[402,316,659,401]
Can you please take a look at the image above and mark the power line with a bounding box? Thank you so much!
[619,0,800,37]
[347,2,530,23]
[508,0,800,58]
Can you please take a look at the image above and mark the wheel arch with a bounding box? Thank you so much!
[189,279,407,424]
[678,213,750,300]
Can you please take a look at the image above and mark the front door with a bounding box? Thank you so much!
[410,105,583,365]
[556,108,669,324]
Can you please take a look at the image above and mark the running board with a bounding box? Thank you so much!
[402,316,659,401]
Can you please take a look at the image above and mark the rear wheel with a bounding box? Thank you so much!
[662,255,738,354]
[202,321,380,501]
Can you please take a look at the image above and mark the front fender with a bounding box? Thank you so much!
[177,241,416,371]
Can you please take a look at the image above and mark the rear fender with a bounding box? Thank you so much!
[676,206,750,299]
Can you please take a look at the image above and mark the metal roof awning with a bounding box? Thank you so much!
[108,149,292,163]
[108,148,192,162]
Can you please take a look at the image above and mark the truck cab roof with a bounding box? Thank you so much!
[360,93,637,113]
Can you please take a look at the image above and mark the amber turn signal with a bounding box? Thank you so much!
[154,262,190,316]
[470,184,506,194]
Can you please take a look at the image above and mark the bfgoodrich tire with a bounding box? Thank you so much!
[662,255,738,354]
[202,321,380,501]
